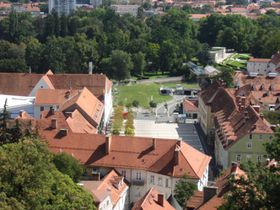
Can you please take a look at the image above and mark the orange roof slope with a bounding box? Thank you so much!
[61,87,104,127]
[81,170,128,206]
[35,89,79,105]
[0,73,43,96]
[41,133,211,179]
[66,110,97,134]
[132,188,175,210]
[183,99,198,112]
[47,73,112,100]
[38,109,97,134]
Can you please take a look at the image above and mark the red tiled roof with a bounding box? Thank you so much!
[81,169,128,207]
[35,89,79,105]
[61,87,104,127]
[183,99,198,112]
[0,73,43,96]
[0,72,112,100]
[40,132,211,179]
[248,57,270,63]
[186,191,203,209]
[132,188,175,210]
[270,52,280,65]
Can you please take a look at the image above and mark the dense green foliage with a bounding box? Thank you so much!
[221,129,280,209]
[0,9,279,80]
[53,152,84,182]
[174,175,196,206]
[0,139,96,210]
[221,161,280,210]
[266,128,280,162]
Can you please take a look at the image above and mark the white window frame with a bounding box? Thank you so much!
[158,177,162,186]
[150,175,154,184]
[136,172,141,180]
[236,154,241,162]
[247,142,252,149]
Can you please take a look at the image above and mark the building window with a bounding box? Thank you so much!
[165,178,169,187]
[40,85,43,88]
[40,106,44,111]
[158,177,162,186]
[121,170,126,178]
[136,172,141,180]
[236,154,241,162]
[150,175,154,184]
[247,142,252,149]
[259,135,263,139]
[249,134,252,139]
[257,155,262,163]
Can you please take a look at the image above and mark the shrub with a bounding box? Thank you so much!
[125,127,135,136]
[132,100,139,107]
[149,100,157,108]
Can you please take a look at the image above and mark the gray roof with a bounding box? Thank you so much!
[167,194,183,210]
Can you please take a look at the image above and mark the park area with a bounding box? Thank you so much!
[114,82,199,108]
[219,53,250,70]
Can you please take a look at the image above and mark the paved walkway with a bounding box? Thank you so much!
[134,119,203,152]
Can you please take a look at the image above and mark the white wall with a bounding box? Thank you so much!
[113,187,129,210]
[98,196,113,210]
[215,133,228,169]
[29,77,51,97]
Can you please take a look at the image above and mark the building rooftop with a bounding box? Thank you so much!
[183,99,198,113]
[81,170,128,207]
[0,71,112,100]
[40,133,211,179]
[132,188,175,210]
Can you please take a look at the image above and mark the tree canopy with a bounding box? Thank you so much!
[174,175,196,206]
[0,138,96,210]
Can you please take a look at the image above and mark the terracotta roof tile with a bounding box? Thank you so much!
[132,188,175,210]
[0,73,43,96]
[81,170,128,207]
[186,191,203,209]
[183,99,198,112]
[61,87,104,127]
[40,132,211,179]
[35,89,79,105]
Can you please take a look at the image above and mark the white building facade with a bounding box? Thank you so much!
[48,0,76,15]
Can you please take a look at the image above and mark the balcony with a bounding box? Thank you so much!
[131,179,145,186]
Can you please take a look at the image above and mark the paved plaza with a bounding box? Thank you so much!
[134,119,204,152]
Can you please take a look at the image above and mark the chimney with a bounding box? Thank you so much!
[174,141,181,165]
[51,118,57,129]
[89,62,93,74]
[152,138,156,150]
[203,186,218,203]
[252,105,260,113]
[105,135,111,155]
[157,193,164,207]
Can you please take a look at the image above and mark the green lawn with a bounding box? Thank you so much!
[114,82,199,108]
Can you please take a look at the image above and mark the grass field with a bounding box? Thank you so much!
[114,82,199,108]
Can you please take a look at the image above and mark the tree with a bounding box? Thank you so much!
[266,128,280,161]
[214,67,234,87]
[132,52,146,76]
[53,152,83,182]
[0,138,96,209]
[196,43,212,66]
[111,50,132,80]
[25,37,42,72]
[221,162,280,210]
[174,174,196,206]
